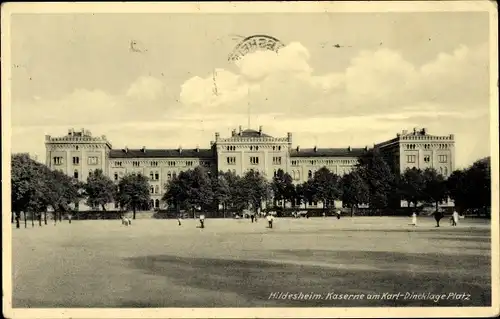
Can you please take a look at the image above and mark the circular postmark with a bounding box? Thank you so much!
[228,35,285,62]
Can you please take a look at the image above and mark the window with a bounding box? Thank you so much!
[74,170,79,179]
[88,156,98,165]
[150,186,155,194]
[155,199,160,208]
[272,157,282,165]
[115,202,119,209]
[53,157,64,165]
[154,172,159,180]
[250,156,259,165]
[88,170,93,177]
[310,160,317,165]
[150,161,158,167]
[154,185,159,194]
[150,172,154,180]
[308,170,313,179]
[114,173,118,181]
[167,172,172,180]
[291,160,298,166]
[273,170,278,178]
[227,146,236,151]
[227,156,236,165]
[186,161,193,166]
[73,156,80,165]
[407,155,416,163]
[115,161,122,167]
[132,161,140,167]
[424,155,430,163]
[168,161,176,166]
[150,199,154,209]
[439,155,447,163]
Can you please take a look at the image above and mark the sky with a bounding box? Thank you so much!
[8,10,492,169]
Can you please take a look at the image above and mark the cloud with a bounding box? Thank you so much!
[179,41,489,117]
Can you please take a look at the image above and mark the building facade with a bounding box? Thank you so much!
[44,126,455,210]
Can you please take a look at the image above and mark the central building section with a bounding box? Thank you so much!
[214,126,292,179]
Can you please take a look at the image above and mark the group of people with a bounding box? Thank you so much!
[411,210,460,227]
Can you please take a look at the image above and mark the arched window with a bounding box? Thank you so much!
[154,185,159,193]
[167,172,172,180]
[274,170,277,177]
[250,146,253,151]
[150,199,154,209]
[155,199,160,208]
[74,169,79,179]
[308,170,312,179]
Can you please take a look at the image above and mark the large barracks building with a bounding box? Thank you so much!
[44,126,455,210]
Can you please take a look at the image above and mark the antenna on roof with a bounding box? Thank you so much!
[247,86,251,129]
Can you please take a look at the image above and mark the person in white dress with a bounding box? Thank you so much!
[199,214,205,228]
[267,214,274,229]
[411,212,417,226]
[452,210,459,226]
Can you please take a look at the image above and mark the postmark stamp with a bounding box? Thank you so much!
[228,34,285,62]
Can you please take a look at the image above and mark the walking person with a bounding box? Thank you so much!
[411,212,417,226]
[68,213,72,224]
[433,210,444,227]
[251,214,255,223]
[267,213,274,229]
[199,213,205,229]
[177,215,182,226]
[452,210,459,226]
[336,210,341,220]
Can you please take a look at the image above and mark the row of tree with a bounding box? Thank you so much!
[11,150,491,223]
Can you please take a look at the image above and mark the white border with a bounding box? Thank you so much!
[2,2,498,318]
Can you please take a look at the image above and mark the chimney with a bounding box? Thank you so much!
[287,132,292,143]
[196,145,200,152]
[231,129,236,137]
[68,129,73,136]
[348,146,351,152]
[402,130,408,135]
[259,125,263,135]
[178,146,183,154]
[123,147,128,153]
[141,146,146,153]
[45,135,51,141]
[421,128,427,135]
[413,127,417,134]
[314,146,317,152]
[296,145,300,152]
[215,132,220,140]
[239,125,242,134]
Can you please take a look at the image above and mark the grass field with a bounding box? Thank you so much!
[11,216,491,308]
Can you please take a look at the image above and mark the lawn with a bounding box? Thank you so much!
[11,216,491,308]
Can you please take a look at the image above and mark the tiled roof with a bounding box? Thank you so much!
[109,148,214,159]
[290,148,368,158]
[238,129,272,138]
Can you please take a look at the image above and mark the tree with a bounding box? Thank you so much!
[422,168,447,211]
[163,167,213,217]
[341,170,369,216]
[116,173,151,219]
[241,170,268,213]
[447,157,491,215]
[357,149,395,213]
[312,167,341,211]
[213,171,232,217]
[447,169,468,213]
[84,169,116,211]
[271,169,295,209]
[399,168,426,209]
[186,166,214,215]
